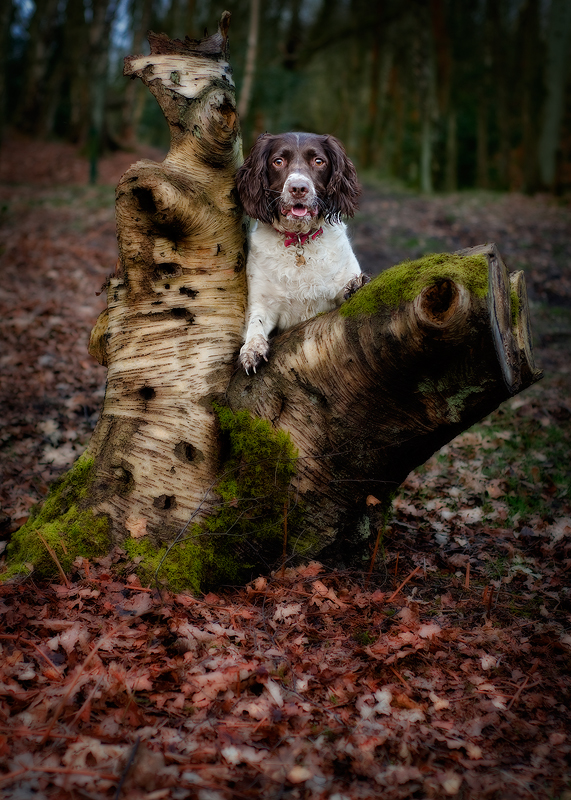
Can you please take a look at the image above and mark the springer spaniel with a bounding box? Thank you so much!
[235,132,369,373]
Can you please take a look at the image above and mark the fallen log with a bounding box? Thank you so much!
[225,244,541,563]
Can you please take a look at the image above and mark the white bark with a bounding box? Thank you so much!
[88,19,246,543]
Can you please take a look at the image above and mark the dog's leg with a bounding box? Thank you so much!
[240,302,279,374]
[342,272,371,300]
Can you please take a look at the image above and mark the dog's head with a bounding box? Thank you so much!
[236,132,360,231]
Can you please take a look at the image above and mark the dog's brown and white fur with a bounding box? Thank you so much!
[235,131,369,373]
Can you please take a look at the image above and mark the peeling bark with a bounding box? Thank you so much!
[86,15,246,543]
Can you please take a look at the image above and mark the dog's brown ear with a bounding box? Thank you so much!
[235,134,275,223]
[323,135,360,220]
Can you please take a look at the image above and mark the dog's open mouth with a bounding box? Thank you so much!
[281,203,317,219]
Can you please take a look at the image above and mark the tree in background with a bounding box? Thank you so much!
[2,0,570,192]
[538,0,571,190]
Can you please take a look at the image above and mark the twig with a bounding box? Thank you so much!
[388,665,409,688]
[388,564,422,603]
[0,766,118,789]
[0,769,27,789]
[464,561,470,590]
[113,737,140,800]
[507,675,530,710]
[485,585,495,619]
[26,641,64,676]
[284,686,345,728]
[69,675,104,726]
[0,634,61,674]
[36,530,70,588]
[0,726,78,740]
[528,657,540,675]
[365,527,384,589]
[41,625,124,743]
[281,501,288,579]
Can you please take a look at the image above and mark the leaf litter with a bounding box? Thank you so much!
[1,554,571,799]
[1,137,571,799]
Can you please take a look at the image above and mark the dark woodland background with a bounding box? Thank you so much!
[1,0,570,194]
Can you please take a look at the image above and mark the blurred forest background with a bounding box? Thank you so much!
[1,0,570,194]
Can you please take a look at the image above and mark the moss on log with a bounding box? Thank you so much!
[339,252,489,316]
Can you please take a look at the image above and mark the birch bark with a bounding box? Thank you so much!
[87,15,246,542]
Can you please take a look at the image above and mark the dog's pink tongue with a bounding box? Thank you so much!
[291,206,307,217]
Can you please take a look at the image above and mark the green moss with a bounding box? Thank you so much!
[124,536,206,594]
[353,629,376,646]
[419,378,486,423]
[3,453,111,581]
[202,405,300,586]
[290,527,325,557]
[132,405,300,592]
[340,252,488,317]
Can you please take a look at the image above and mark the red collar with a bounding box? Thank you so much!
[281,227,324,248]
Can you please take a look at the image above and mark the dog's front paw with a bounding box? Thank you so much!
[343,272,371,300]
[239,335,270,374]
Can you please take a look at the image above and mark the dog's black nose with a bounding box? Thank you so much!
[288,179,310,198]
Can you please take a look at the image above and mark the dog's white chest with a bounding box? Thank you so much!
[248,222,358,308]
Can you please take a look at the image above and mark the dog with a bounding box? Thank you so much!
[235,131,369,373]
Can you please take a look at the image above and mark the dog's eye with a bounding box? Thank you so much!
[314,158,326,166]
[273,158,284,167]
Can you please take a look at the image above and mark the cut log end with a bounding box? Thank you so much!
[465,242,543,395]
[510,270,543,386]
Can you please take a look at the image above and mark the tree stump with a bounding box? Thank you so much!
[226,245,541,562]
[3,18,542,592]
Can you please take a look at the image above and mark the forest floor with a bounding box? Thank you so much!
[0,136,571,800]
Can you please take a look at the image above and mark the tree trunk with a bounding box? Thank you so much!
[169,0,197,40]
[519,0,542,193]
[87,0,119,183]
[476,96,489,189]
[87,15,245,536]
[4,21,542,593]
[489,0,510,190]
[13,0,61,135]
[444,109,457,192]
[538,0,571,189]
[237,0,260,124]
[0,0,12,143]
[64,0,90,144]
[417,6,437,193]
[360,24,381,170]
